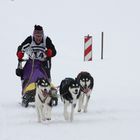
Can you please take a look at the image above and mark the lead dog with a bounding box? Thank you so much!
[59,78,80,121]
[35,78,58,123]
[76,72,94,113]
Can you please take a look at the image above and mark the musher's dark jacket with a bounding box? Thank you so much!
[17,35,56,65]
[17,36,56,79]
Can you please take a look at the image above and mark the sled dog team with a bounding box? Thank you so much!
[16,25,94,123]
[35,71,94,123]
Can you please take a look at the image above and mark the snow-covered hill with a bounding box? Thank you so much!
[0,0,140,140]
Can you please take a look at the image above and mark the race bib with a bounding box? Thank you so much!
[29,50,46,61]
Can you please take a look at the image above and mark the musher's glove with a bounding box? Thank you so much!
[45,49,52,58]
[17,51,24,60]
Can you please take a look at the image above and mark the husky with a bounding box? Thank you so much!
[59,78,80,121]
[76,72,94,113]
[35,78,58,123]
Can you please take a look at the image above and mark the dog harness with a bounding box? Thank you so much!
[38,94,48,103]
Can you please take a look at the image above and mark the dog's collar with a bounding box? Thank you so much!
[38,94,47,103]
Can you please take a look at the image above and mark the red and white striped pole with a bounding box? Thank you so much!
[84,35,92,61]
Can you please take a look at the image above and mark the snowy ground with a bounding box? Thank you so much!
[0,0,140,140]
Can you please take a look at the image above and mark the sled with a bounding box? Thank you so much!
[16,59,49,107]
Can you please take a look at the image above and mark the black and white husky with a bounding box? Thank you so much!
[59,78,80,121]
[35,78,58,123]
[76,72,94,113]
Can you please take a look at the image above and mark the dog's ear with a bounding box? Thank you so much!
[87,72,92,77]
[75,77,80,85]
[36,78,41,85]
[76,73,81,81]
[45,78,50,85]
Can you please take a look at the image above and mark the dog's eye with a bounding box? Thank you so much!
[45,83,48,86]
[41,83,45,86]
[82,78,85,81]
[70,84,76,88]
[76,84,79,87]
[72,84,75,87]
[86,78,89,81]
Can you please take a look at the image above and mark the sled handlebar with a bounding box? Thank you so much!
[18,59,28,62]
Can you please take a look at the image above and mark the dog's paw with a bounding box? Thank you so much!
[64,113,69,120]
[78,109,81,112]
[42,118,47,121]
[84,109,87,113]
[70,115,74,122]
[46,118,51,121]
[64,116,69,121]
